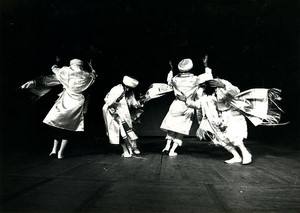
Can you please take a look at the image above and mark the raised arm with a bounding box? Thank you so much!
[88,59,98,78]
[197,55,213,84]
[166,60,174,85]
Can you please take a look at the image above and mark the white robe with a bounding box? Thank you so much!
[188,79,282,146]
[102,84,141,144]
[43,66,96,131]
[160,70,213,135]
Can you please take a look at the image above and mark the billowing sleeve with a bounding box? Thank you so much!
[214,79,240,104]
[19,74,61,101]
[35,74,61,87]
[222,79,240,96]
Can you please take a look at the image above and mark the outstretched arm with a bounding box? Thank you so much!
[20,74,60,89]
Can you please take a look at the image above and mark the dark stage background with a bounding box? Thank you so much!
[1,0,299,151]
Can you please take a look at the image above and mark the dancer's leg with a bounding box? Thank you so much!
[49,139,60,156]
[120,142,132,158]
[237,142,252,165]
[169,134,183,157]
[162,139,172,153]
[224,144,242,164]
[168,142,179,156]
[130,139,140,155]
[57,139,69,159]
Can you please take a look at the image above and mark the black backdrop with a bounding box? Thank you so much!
[1,0,299,151]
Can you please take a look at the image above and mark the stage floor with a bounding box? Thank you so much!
[1,137,300,212]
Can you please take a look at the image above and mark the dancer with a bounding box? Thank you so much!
[20,58,97,159]
[181,78,283,164]
[102,76,144,157]
[160,58,213,157]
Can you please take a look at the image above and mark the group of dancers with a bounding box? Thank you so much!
[20,56,283,164]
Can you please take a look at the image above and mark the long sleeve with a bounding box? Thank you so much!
[222,80,240,96]
[35,74,61,87]
[104,85,124,107]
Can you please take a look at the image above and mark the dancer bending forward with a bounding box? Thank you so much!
[183,78,282,164]
[103,76,143,157]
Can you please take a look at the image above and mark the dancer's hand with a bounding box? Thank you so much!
[207,79,225,88]
[139,93,150,104]
[203,55,208,67]
[219,122,227,131]
[88,59,94,70]
[88,59,98,77]
[176,93,187,102]
[169,60,173,70]
[20,80,35,89]
[51,64,58,70]
[108,107,117,115]
[55,56,61,63]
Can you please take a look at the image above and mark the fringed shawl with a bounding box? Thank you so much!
[225,88,283,126]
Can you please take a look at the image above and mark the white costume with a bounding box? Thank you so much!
[160,59,212,146]
[43,64,96,131]
[20,59,97,159]
[188,79,247,147]
[102,76,142,145]
[186,78,282,164]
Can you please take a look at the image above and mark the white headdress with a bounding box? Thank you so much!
[122,76,139,88]
[70,59,83,66]
[178,58,193,72]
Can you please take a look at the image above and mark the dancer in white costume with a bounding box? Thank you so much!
[102,76,144,157]
[160,58,213,157]
[21,59,97,159]
[181,77,283,164]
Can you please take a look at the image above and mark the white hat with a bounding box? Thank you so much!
[178,58,193,72]
[70,59,83,66]
[122,76,139,88]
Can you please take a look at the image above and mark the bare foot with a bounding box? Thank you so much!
[224,156,242,164]
[168,152,177,157]
[242,153,252,165]
[132,147,140,155]
[57,151,64,159]
[162,148,169,155]
[121,153,132,158]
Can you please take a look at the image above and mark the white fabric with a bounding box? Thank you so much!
[70,59,83,66]
[103,84,141,144]
[43,66,96,131]
[178,58,193,72]
[145,83,173,100]
[160,69,212,135]
[122,76,139,88]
